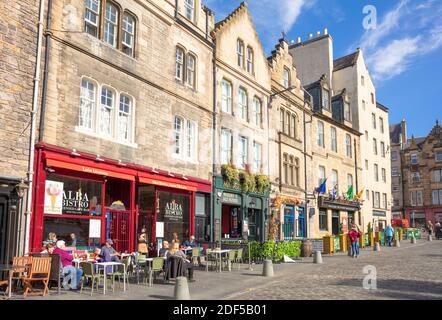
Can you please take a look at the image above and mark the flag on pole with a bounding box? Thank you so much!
[346,185,354,200]
[331,185,338,200]
[315,178,327,194]
[356,187,365,200]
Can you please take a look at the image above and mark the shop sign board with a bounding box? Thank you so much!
[221,192,241,205]
[44,180,64,214]
[164,200,183,221]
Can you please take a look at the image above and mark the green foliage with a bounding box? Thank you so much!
[255,174,270,193]
[367,222,372,234]
[221,164,239,184]
[241,171,256,193]
[244,240,301,262]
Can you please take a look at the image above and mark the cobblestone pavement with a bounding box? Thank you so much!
[15,240,442,300]
[228,240,442,300]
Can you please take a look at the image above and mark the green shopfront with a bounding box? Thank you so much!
[213,176,269,243]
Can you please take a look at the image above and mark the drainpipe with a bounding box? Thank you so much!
[24,0,46,255]
[354,137,360,226]
[302,88,313,239]
[211,39,217,243]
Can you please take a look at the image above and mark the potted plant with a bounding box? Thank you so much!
[255,174,270,193]
[221,164,239,186]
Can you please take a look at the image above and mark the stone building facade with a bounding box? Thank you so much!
[28,0,215,252]
[267,38,311,240]
[401,121,442,227]
[390,119,407,219]
[211,2,271,243]
[0,0,39,263]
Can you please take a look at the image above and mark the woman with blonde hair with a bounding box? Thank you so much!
[137,228,149,256]
[171,232,180,246]
[166,242,194,281]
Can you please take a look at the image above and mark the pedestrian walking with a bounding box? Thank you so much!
[385,224,394,247]
[348,224,361,258]
[427,221,434,236]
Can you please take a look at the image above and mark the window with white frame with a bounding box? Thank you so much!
[221,80,232,114]
[220,129,232,165]
[174,116,184,155]
[330,127,337,152]
[374,164,379,182]
[122,13,135,56]
[434,169,442,183]
[432,190,442,205]
[253,141,262,173]
[322,88,329,110]
[173,116,197,160]
[285,112,290,135]
[186,54,196,88]
[373,138,378,155]
[410,190,423,206]
[79,79,96,130]
[238,136,248,169]
[186,120,197,160]
[381,168,386,183]
[283,67,290,89]
[118,95,132,141]
[318,166,325,187]
[100,87,114,136]
[279,109,284,132]
[345,134,352,158]
[85,0,100,37]
[411,172,421,183]
[184,0,195,22]
[104,2,118,47]
[252,97,262,126]
[344,101,351,122]
[238,88,248,121]
[436,150,442,162]
[317,121,324,147]
[175,47,184,81]
[380,141,385,157]
[291,114,297,138]
[331,169,338,190]
[247,47,254,74]
[237,39,244,69]
[411,153,418,164]
[347,174,353,189]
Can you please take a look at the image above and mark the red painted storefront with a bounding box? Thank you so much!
[405,207,442,228]
[29,143,211,254]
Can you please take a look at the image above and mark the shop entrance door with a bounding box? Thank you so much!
[297,207,305,238]
[248,208,261,241]
[106,210,130,253]
[332,210,340,235]
[284,206,295,240]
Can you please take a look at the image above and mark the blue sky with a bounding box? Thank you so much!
[204,0,442,138]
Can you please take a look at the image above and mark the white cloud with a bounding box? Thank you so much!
[279,0,308,31]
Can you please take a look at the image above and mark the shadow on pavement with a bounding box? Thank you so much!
[148,294,173,300]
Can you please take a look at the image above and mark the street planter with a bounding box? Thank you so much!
[380,232,385,246]
[339,234,348,252]
[323,236,334,255]
[363,233,369,247]
[375,231,381,244]
[369,232,375,247]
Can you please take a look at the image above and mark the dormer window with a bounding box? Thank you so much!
[237,39,245,69]
[322,88,329,110]
[184,0,195,22]
[344,101,351,122]
[283,67,290,89]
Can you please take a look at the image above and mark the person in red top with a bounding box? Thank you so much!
[53,240,83,290]
[348,224,361,258]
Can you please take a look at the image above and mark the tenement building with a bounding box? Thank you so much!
[290,31,392,233]
[290,33,363,238]
[267,37,311,240]
[28,0,215,254]
[0,0,39,263]
[400,121,442,227]
[211,2,271,243]
[390,119,408,219]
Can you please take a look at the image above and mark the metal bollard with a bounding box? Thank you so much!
[428,235,432,242]
[373,242,381,251]
[174,277,191,300]
[313,250,323,264]
[394,239,400,247]
[262,259,274,277]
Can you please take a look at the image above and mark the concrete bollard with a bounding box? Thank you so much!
[411,236,417,244]
[373,242,381,251]
[313,250,323,264]
[174,277,191,300]
[394,239,400,247]
[262,259,274,277]
[428,235,432,241]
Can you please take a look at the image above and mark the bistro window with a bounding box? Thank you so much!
[84,0,100,37]
[157,191,191,243]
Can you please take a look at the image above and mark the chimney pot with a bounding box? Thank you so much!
[316,31,321,37]
[324,28,328,35]
[309,33,313,39]
[297,37,301,43]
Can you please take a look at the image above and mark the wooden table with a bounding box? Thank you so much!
[0,264,29,299]
[95,262,126,295]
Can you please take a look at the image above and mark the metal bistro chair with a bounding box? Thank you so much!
[222,250,236,271]
[191,247,201,267]
[235,248,244,270]
[22,257,52,297]
[146,257,165,287]
[135,254,147,284]
[79,262,105,296]
[204,249,217,272]
[107,257,130,291]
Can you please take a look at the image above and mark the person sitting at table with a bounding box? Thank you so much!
[183,235,197,248]
[40,243,55,254]
[159,241,170,257]
[53,240,83,290]
[166,242,195,282]
[90,248,102,262]
[171,232,180,246]
[101,239,120,262]
[43,232,57,247]
[70,233,77,247]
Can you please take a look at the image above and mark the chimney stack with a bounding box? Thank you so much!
[316,31,321,37]
[297,37,301,43]
[309,33,313,39]
[401,119,407,145]
[324,28,328,35]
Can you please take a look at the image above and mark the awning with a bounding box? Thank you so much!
[138,173,198,192]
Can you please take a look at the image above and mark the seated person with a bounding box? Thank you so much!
[53,240,83,290]
[41,243,55,254]
[43,232,57,247]
[171,232,180,246]
[158,241,170,257]
[90,248,102,262]
[166,242,195,281]
[183,235,197,248]
[100,239,120,263]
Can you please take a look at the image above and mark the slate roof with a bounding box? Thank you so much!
[333,51,359,72]
[390,123,403,144]
[376,102,389,112]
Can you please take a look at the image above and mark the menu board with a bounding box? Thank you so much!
[89,219,101,238]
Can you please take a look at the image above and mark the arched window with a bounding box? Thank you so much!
[238,88,248,121]
[186,54,196,88]
[122,12,136,56]
[80,78,96,130]
[85,0,101,37]
[104,2,119,47]
[174,116,184,155]
[184,0,195,22]
[175,47,185,81]
[283,67,290,88]
[237,39,244,68]
[247,47,254,74]
[118,94,132,141]
[100,87,115,136]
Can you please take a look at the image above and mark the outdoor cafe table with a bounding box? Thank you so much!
[95,262,126,295]
[0,264,29,299]
[209,249,230,273]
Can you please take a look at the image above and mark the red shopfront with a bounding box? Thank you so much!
[30,144,211,255]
